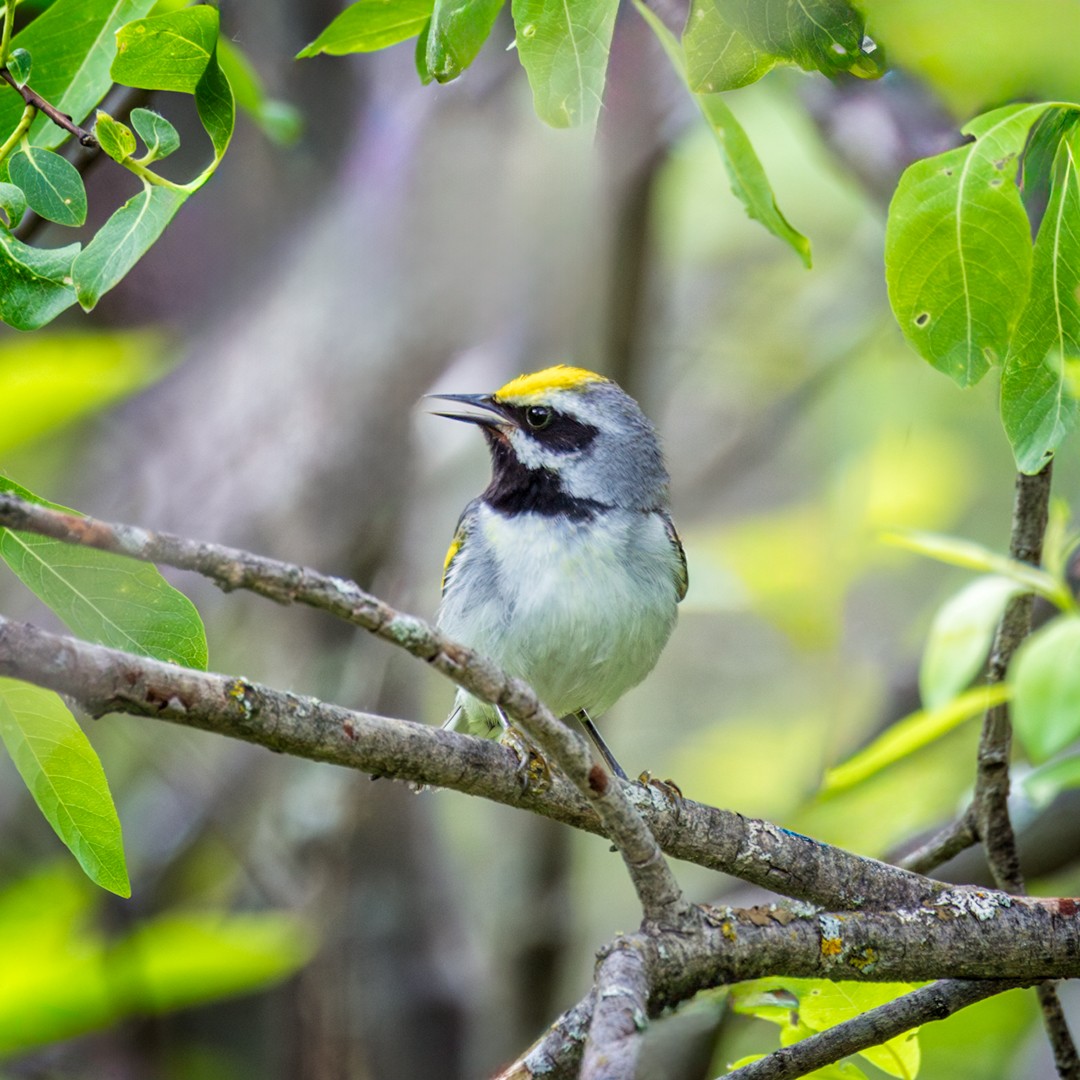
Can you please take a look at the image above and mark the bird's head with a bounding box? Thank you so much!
[430,365,668,512]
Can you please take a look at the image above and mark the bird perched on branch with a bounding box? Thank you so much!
[431,365,687,780]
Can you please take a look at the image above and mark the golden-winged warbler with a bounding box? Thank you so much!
[431,365,687,779]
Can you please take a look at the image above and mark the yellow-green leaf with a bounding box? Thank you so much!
[0,679,130,897]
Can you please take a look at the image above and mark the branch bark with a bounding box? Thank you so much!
[0,612,948,914]
[723,979,1025,1080]
[0,67,98,146]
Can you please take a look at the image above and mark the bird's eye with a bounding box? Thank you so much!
[525,405,553,430]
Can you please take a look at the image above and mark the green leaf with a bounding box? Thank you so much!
[885,103,1055,387]
[425,0,505,82]
[7,144,88,226]
[0,180,27,229]
[0,476,208,670]
[112,6,219,92]
[72,184,187,311]
[93,110,136,162]
[112,7,234,167]
[110,912,317,1012]
[7,47,31,87]
[511,0,620,128]
[130,107,180,160]
[799,982,922,1078]
[194,38,235,162]
[216,40,300,146]
[0,330,167,453]
[683,0,772,93]
[416,18,435,83]
[0,678,130,897]
[883,529,1073,610]
[0,868,315,1056]
[712,0,876,79]
[635,0,811,266]
[297,0,435,57]
[1002,126,1080,473]
[1011,614,1080,762]
[1024,752,1080,807]
[0,0,159,152]
[0,230,79,330]
[920,576,1024,708]
[822,684,1010,794]
[696,93,812,267]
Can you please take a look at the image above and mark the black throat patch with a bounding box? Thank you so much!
[481,433,607,519]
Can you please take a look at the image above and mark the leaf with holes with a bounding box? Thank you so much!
[703,0,881,83]
[1001,122,1080,473]
[0,679,130,897]
[683,0,772,93]
[0,476,208,670]
[885,103,1056,387]
[7,145,87,227]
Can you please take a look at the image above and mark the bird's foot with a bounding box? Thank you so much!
[500,727,551,793]
[637,770,684,805]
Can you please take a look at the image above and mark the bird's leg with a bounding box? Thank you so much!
[574,709,629,781]
[496,707,551,792]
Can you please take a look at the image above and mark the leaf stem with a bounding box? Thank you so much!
[0,0,15,69]
[120,155,189,194]
[0,100,32,164]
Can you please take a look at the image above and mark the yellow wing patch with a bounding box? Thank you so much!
[441,525,466,595]
[494,365,607,404]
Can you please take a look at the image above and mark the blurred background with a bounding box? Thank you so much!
[2,1,1080,1077]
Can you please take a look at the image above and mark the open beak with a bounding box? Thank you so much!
[427,392,506,430]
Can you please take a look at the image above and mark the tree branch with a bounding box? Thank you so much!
[723,978,1025,1080]
[469,893,1080,1079]
[0,493,689,928]
[0,494,955,911]
[0,68,98,147]
[0,612,951,914]
[581,939,652,1079]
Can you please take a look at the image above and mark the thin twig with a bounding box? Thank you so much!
[969,465,1078,1079]
[0,67,98,146]
[897,810,977,875]
[722,979,1026,1080]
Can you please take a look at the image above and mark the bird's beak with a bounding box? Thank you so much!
[427,392,505,430]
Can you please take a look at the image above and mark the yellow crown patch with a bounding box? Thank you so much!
[494,365,607,403]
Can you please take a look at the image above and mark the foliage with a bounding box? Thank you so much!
[0,0,246,328]
[4,0,1080,1076]
[0,865,315,1056]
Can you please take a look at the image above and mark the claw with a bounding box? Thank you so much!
[637,770,684,805]
[500,727,551,793]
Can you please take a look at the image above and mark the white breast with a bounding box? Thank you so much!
[438,505,679,729]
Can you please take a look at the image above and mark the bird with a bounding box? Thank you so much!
[430,364,687,780]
